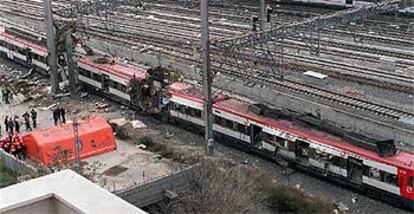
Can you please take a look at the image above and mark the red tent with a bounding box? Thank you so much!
[23,116,116,166]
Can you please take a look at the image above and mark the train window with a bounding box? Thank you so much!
[0,40,5,47]
[369,168,381,180]
[187,107,194,116]
[173,103,180,111]
[275,136,285,147]
[92,73,102,81]
[194,109,202,118]
[79,68,91,78]
[225,119,233,129]
[287,140,296,151]
[263,133,274,142]
[180,106,186,114]
[408,176,413,187]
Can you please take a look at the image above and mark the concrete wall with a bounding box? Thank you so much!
[4,197,79,214]
[87,39,414,148]
[0,150,38,175]
[115,166,194,208]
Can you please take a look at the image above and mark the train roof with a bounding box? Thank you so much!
[0,29,47,54]
[168,82,227,103]
[215,98,414,170]
[78,56,147,81]
[169,82,414,170]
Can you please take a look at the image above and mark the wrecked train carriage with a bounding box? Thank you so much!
[77,56,181,113]
[165,82,414,210]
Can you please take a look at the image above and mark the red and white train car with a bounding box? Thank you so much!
[0,25,49,74]
[167,82,414,209]
[77,56,148,103]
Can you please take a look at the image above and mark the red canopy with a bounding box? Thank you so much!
[23,116,116,166]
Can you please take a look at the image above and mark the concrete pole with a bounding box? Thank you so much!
[201,0,214,156]
[44,0,59,94]
[260,0,267,31]
[65,31,77,97]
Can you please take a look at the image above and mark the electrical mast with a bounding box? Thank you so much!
[201,0,214,156]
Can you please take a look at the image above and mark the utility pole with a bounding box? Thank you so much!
[201,0,214,156]
[260,0,267,31]
[72,117,81,168]
[65,31,77,97]
[44,0,59,94]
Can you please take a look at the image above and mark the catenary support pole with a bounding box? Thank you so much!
[201,0,214,156]
[65,31,77,97]
[44,0,59,94]
[260,0,267,31]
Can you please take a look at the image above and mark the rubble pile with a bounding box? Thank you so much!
[128,66,182,113]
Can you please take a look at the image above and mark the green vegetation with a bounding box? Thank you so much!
[264,183,334,213]
[0,163,16,188]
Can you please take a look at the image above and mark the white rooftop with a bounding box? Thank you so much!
[0,169,146,214]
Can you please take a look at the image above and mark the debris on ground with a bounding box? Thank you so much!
[53,93,71,98]
[336,202,350,212]
[131,119,147,129]
[80,92,89,98]
[96,103,111,110]
[110,118,128,127]
[137,144,147,150]
[40,103,58,111]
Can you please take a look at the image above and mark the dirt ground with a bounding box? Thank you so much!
[0,59,179,192]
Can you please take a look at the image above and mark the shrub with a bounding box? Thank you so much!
[0,163,16,188]
[264,183,334,213]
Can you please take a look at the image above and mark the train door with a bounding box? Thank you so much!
[250,124,262,145]
[25,48,33,65]
[6,44,13,60]
[399,169,414,199]
[348,157,363,185]
[295,139,310,164]
[102,74,110,92]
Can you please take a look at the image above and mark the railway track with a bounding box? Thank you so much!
[2,0,414,120]
[83,28,414,122]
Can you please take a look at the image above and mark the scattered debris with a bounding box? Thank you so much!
[40,103,58,111]
[336,202,349,212]
[164,190,178,200]
[96,103,111,110]
[80,92,89,98]
[110,118,128,127]
[303,70,328,79]
[137,144,147,150]
[165,132,174,139]
[53,93,71,98]
[352,197,358,203]
[153,155,162,160]
[131,119,147,129]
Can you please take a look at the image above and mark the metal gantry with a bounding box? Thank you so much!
[209,0,414,82]
[212,0,413,49]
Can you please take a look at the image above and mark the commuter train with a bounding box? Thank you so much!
[2,23,414,210]
[74,55,414,210]
[283,0,414,15]
[281,0,376,8]
[0,25,49,74]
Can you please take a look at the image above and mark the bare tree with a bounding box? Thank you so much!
[158,159,265,214]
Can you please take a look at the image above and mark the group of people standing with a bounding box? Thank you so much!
[52,107,66,125]
[1,109,37,136]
